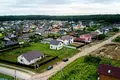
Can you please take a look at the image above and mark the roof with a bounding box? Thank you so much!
[5,40,18,46]
[7,33,16,38]
[22,51,44,62]
[72,24,76,27]
[97,64,120,79]
[80,34,91,37]
[75,38,86,41]
[50,40,62,45]
[60,35,73,40]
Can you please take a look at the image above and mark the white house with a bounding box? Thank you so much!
[95,29,108,34]
[17,51,44,65]
[50,40,63,50]
[57,35,74,45]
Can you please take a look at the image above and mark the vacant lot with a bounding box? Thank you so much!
[90,43,120,60]
[49,56,120,80]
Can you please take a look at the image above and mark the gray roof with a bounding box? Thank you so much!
[50,40,62,45]
[22,51,44,62]
[60,35,73,40]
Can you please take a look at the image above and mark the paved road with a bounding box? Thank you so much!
[30,33,120,80]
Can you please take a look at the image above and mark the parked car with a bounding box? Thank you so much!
[62,58,69,62]
[47,65,53,70]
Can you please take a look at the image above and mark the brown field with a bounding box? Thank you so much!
[90,43,120,60]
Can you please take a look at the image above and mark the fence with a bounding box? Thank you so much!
[0,56,58,69]
[64,45,76,49]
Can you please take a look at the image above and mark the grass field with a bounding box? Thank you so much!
[0,73,14,80]
[49,56,120,80]
[0,42,78,62]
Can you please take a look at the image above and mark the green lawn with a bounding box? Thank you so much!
[0,42,78,63]
[0,73,14,80]
[49,56,120,80]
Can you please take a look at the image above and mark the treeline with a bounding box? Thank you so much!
[0,14,120,23]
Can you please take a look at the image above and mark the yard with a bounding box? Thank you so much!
[0,42,78,73]
[0,42,78,63]
[49,56,120,80]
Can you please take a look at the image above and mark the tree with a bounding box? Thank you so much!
[97,34,106,40]
[0,41,5,49]
[114,36,120,42]
[84,56,101,64]
[112,28,119,32]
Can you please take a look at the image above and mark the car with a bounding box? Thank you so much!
[47,65,53,70]
[62,58,69,62]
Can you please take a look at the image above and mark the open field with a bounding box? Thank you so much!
[49,56,120,80]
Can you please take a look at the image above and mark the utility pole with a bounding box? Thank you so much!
[14,69,16,80]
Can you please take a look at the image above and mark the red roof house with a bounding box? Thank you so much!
[74,32,98,43]
[97,64,120,80]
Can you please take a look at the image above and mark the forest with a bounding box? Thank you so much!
[0,14,120,23]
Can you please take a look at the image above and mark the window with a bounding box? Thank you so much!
[51,46,53,48]
[21,59,23,62]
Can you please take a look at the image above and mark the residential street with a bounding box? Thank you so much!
[30,33,120,80]
[0,33,120,80]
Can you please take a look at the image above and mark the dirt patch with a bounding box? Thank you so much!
[90,43,120,60]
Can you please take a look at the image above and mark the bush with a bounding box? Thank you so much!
[114,36,120,42]
[112,28,119,32]
[97,34,106,40]
[84,56,101,64]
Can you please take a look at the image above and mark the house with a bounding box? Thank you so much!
[18,51,44,65]
[41,38,53,44]
[72,24,80,30]
[5,40,18,47]
[6,33,16,39]
[23,27,30,33]
[57,35,74,45]
[97,64,120,80]
[96,27,111,34]
[58,30,67,35]
[74,32,98,43]
[50,40,63,50]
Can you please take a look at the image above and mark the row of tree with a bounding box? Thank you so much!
[0,14,120,23]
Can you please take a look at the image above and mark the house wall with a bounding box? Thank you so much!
[99,74,118,80]
[80,35,92,42]
[57,38,74,45]
[17,55,43,65]
[50,42,63,50]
